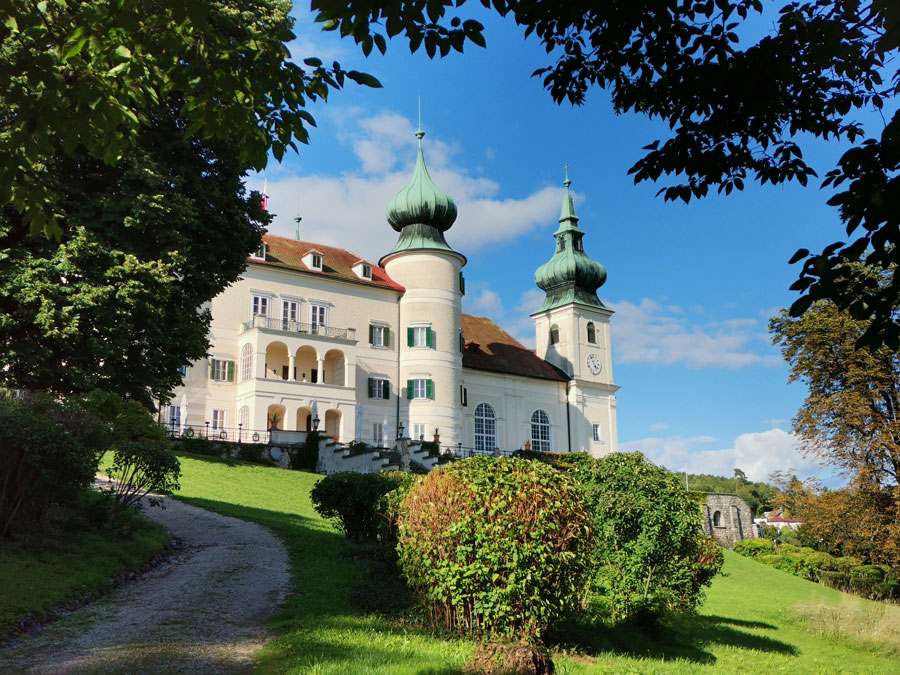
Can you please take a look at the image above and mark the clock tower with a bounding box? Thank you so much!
[532,170,618,456]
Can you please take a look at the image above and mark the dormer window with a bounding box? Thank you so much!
[250,243,266,261]
[352,260,374,280]
[302,249,324,271]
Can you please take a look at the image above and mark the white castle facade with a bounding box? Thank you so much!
[165,131,619,457]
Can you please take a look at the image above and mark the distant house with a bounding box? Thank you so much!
[759,514,804,532]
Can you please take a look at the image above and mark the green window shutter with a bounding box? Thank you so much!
[227,361,235,382]
[368,325,374,344]
[407,327,414,347]
[459,332,464,353]
[426,379,434,399]
[459,272,465,295]
[407,379,414,399]
[382,380,390,400]
[368,377,375,398]
[426,327,433,347]
[383,328,390,347]
[209,359,215,379]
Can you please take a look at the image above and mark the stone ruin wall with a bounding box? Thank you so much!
[702,493,757,549]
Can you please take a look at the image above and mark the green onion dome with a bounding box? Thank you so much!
[386,129,457,233]
[534,176,607,311]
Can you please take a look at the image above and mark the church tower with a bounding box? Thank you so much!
[532,171,618,456]
[380,128,466,448]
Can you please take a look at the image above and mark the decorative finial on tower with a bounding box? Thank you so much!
[564,163,571,189]
[294,211,302,241]
[416,97,424,141]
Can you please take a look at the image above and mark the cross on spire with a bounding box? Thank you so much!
[564,163,571,188]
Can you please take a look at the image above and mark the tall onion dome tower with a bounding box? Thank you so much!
[380,128,466,449]
[532,170,618,456]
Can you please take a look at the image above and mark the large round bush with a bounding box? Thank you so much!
[396,455,591,643]
[572,451,723,623]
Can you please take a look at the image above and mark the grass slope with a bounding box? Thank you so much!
[173,453,899,674]
[0,495,169,637]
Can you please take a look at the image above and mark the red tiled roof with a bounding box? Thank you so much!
[767,516,803,524]
[253,235,405,292]
[462,314,568,382]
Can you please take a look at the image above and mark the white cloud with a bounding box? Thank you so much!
[622,428,825,483]
[609,298,779,369]
[253,110,561,262]
[648,422,670,432]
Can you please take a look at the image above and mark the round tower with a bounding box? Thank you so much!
[380,128,466,449]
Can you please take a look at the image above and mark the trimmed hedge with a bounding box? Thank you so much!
[310,471,415,541]
[734,538,900,601]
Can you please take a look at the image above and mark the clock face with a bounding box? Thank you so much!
[586,353,602,375]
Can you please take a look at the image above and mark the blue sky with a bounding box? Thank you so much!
[252,5,875,484]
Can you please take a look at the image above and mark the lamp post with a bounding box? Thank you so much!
[204,421,209,439]
[397,421,405,440]
[238,423,243,444]
[312,415,320,432]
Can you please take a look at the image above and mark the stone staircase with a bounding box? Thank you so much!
[317,438,451,475]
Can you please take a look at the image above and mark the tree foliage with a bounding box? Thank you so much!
[312,0,900,347]
[685,470,776,516]
[571,452,723,623]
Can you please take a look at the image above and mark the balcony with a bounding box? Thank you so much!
[241,316,356,341]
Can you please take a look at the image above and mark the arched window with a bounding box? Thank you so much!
[238,406,250,429]
[240,343,253,382]
[530,410,551,453]
[474,403,497,452]
[713,510,722,527]
[549,324,560,345]
[586,322,596,344]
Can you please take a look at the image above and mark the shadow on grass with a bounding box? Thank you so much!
[549,610,796,665]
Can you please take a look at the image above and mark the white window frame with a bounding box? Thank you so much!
[362,263,372,279]
[411,422,427,441]
[592,423,603,443]
[212,359,229,382]
[474,402,497,452]
[240,344,253,382]
[282,299,300,324]
[530,410,551,453]
[249,243,266,261]
[310,303,328,330]
[411,378,428,399]
[370,376,388,400]
[371,324,387,347]
[372,422,384,446]
[250,294,270,319]
[166,405,182,431]
[311,253,323,270]
[412,325,429,347]
[211,409,227,430]
[238,406,250,429]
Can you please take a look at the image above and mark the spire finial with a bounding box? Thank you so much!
[416,97,424,141]
[294,211,302,240]
[564,163,571,189]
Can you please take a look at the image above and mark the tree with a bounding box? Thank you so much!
[311,0,900,347]
[0,0,379,401]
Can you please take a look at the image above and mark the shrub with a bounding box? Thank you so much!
[396,455,592,643]
[102,441,181,516]
[734,538,775,559]
[571,451,723,623]
[237,443,269,463]
[290,430,322,472]
[310,471,413,541]
[0,392,101,538]
[176,435,225,457]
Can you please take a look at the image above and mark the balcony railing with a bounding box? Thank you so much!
[241,316,356,340]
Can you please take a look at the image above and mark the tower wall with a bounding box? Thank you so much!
[383,250,465,447]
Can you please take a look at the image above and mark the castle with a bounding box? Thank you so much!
[165,129,619,456]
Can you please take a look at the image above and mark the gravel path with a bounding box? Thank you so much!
[1,496,290,674]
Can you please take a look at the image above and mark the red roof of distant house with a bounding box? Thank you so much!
[462,314,568,382]
[252,234,405,292]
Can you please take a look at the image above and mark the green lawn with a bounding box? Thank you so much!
[0,494,169,638]
[173,453,899,674]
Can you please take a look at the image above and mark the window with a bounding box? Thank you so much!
[459,272,465,295]
[592,423,602,442]
[210,358,234,382]
[211,409,227,430]
[587,322,597,344]
[240,344,253,382]
[177,365,187,378]
[549,324,560,345]
[250,243,266,260]
[460,385,468,407]
[411,422,427,441]
[531,410,551,453]
[310,303,327,330]
[408,325,433,347]
[166,405,182,430]
[368,377,390,400]
[362,263,372,279]
[238,406,250,429]
[369,324,390,347]
[713,511,722,527]
[372,422,384,446]
[311,253,323,270]
[407,378,433,400]
[282,300,299,325]
[474,403,497,452]
[251,294,269,318]
[556,238,566,252]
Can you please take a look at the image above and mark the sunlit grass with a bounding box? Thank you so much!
[172,452,900,674]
